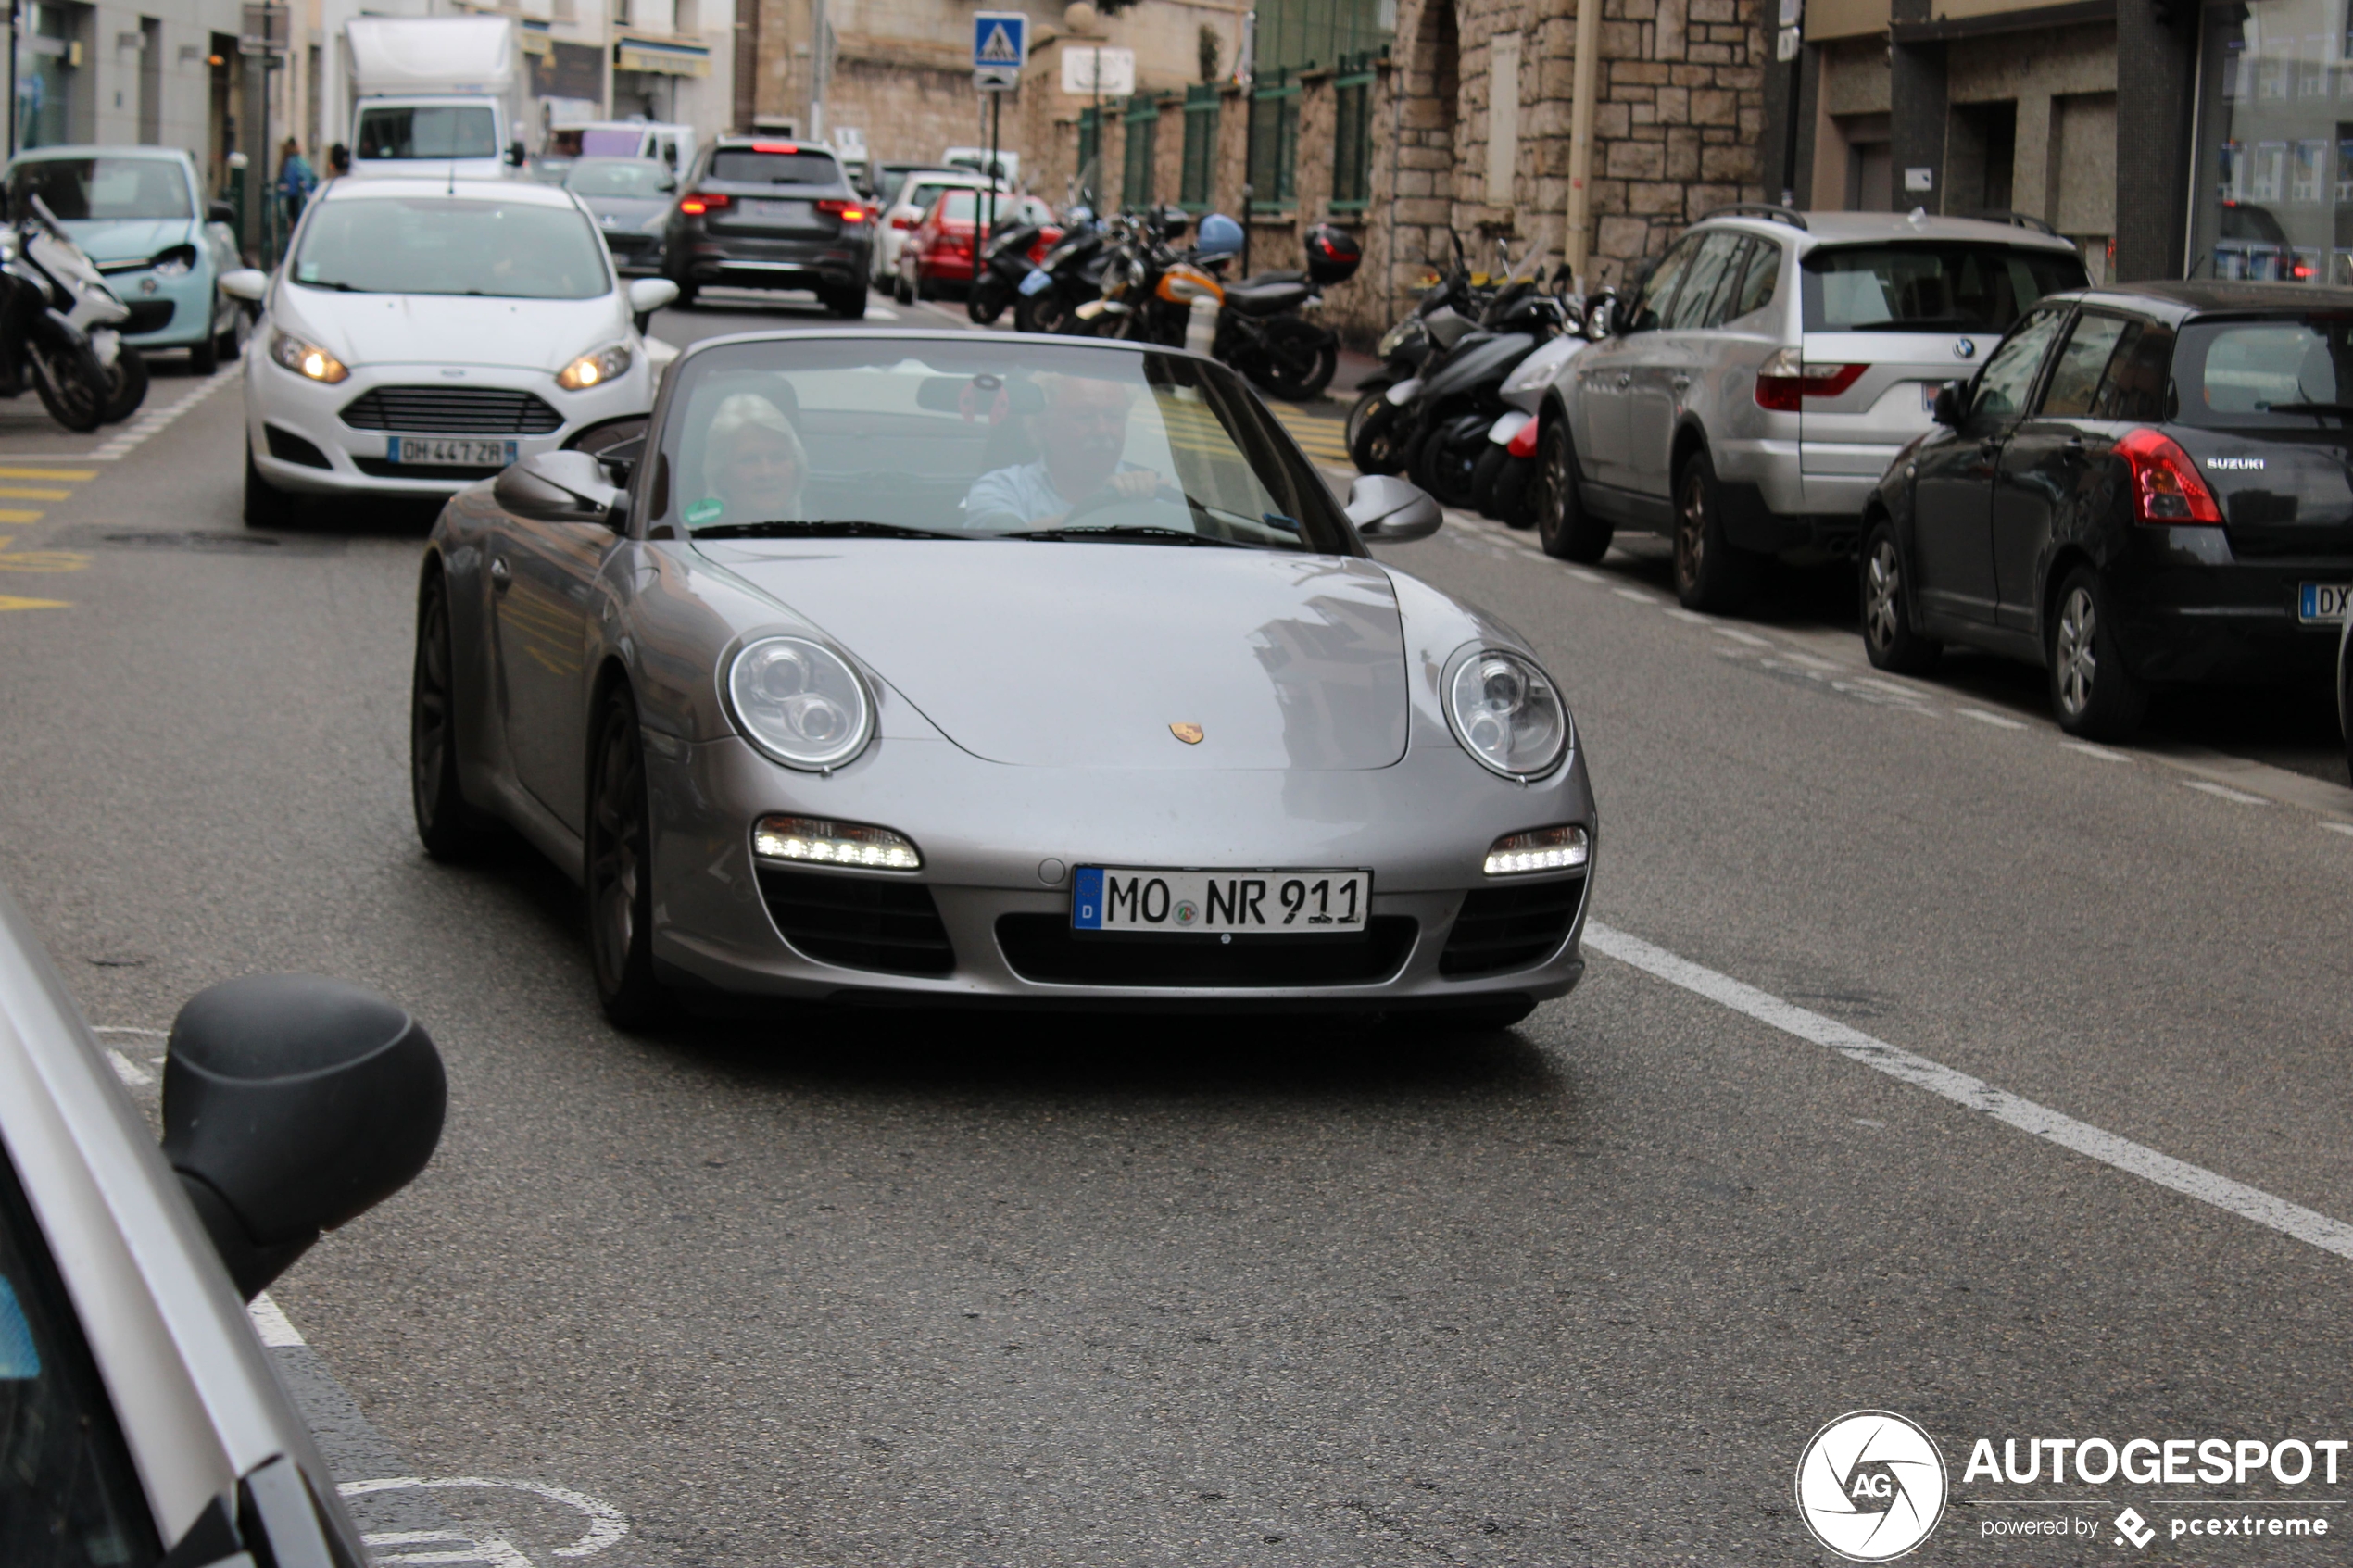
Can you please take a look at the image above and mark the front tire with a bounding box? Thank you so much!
[190,328,220,376]
[827,283,868,319]
[2047,565,2147,740]
[243,442,294,528]
[1413,424,1479,509]
[1244,318,1337,401]
[29,342,105,433]
[410,570,497,861]
[1349,398,1411,476]
[1858,521,1942,674]
[1671,447,1762,613]
[101,345,148,424]
[585,683,670,1030]
[1534,419,1611,562]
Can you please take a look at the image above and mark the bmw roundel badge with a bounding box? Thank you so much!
[1953,338,1977,359]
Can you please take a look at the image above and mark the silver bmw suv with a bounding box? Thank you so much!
[1528,207,2088,610]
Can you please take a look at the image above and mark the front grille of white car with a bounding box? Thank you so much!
[340,387,563,435]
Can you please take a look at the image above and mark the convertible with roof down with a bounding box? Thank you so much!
[412,331,1597,1026]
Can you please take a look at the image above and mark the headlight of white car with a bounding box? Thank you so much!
[557,343,632,391]
[1448,649,1571,780]
[269,328,347,383]
[726,637,874,771]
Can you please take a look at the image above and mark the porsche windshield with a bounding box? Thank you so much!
[660,340,1355,552]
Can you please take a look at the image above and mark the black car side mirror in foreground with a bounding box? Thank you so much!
[162,975,445,1299]
[1931,382,1966,427]
[496,449,630,532]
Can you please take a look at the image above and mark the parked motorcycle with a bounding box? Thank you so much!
[1469,310,1593,525]
[1013,209,1110,335]
[1347,235,1492,470]
[0,194,145,433]
[967,216,1063,327]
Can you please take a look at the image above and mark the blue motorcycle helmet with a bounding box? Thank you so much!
[1195,212,1243,261]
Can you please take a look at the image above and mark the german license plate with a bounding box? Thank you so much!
[389,436,516,468]
[2298,582,2351,624]
[1071,868,1370,935]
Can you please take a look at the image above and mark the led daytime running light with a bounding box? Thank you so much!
[1483,824,1590,877]
[753,815,921,871]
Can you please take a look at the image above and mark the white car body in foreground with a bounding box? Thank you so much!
[229,176,673,508]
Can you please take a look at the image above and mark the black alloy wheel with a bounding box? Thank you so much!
[1671,447,1761,614]
[2046,564,2148,740]
[1534,419,1611,562]
[585,684,669,1030]
[1858,521,1942,674]
[410,571,497,861]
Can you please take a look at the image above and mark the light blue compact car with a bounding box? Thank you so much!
[3,146,245,372]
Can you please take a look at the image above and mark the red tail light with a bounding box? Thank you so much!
[2117,427,2223,524]
[1755,351,1869,412]
[751,141,799,154]
[679,192,728,215]
[816,198,867,223]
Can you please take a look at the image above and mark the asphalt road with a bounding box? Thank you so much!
[3,310,2351,1568]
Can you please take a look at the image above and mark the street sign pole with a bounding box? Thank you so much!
[971,10,1026,241]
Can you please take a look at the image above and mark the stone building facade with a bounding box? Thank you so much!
[1021,0,1770,347]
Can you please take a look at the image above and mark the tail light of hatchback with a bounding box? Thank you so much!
[817,198,867,224]
[679,192,729,215]
[890,212,921,229]
[2116,427,2223,524]
[1754,346,1868,411]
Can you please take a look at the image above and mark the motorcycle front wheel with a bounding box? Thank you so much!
[1242,317,1337,401]
[1348,399,1412,476]
[101,345,148,424]
[1413,424,1483,509]
[968,276,1011,325]
[29,342,107,433]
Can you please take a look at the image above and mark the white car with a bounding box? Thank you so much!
[223,176,675,525]
[870,169,1011,288]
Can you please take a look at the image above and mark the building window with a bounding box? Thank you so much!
[1179,83,1218,210]
[1331,53,1376,211]
[1122,93,1156,208]
[1076,107,1101,208]
[1248,68,1298,213]
[2194,3,2349,282]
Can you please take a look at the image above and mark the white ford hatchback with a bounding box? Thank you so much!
[226,176,675,524]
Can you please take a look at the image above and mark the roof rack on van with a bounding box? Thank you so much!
[1971,209,2058,235]
[1710,202,1808,231]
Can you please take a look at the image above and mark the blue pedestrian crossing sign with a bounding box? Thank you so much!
[973,10,1027,87]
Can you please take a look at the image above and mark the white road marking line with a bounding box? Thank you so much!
[1956,707,2029,730]
[1612,587,1659,603]
[2326,822,2353,838]
[87,369,238,460]
[361,1532,535,1568]
[105,1047,152,1085]
[92,1024,167,1036]
[1663,608,1712,624]
[341,1480,628,1559]
[2059,738,2133,762]
[866,304,900,320]
[248,1292,307,1347]
[1562,567,1604,583]
[1843,675,1919,697]
[1583,920,2353,1262]
[1780,650,1843,671]
[2184,779,2270,806]
[1711,626,1771,646]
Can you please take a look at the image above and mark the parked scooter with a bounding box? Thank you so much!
[1470,287,1604,525]
[0,194,145,432]
[968,215,1062,326]
[1013,208,1110,334]
[1347,234,1491,470]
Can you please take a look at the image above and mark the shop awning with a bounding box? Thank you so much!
[614,36,710,76]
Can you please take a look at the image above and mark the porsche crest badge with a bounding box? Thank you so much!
[1169,722,1204,745]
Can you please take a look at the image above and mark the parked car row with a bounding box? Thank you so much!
[1430,206,2351,742]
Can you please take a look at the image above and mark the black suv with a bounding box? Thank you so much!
[1862,281,2353,738]
[661,138,872,317]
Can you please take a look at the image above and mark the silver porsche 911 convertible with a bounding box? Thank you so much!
[409,330,1597,1028]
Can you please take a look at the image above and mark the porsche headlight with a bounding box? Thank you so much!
[726,636,873,771]
[269,328,347,383]
[557,342,632,391]
[1447,649,1570,779]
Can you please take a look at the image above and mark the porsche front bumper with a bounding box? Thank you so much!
[643,731,1597,1011]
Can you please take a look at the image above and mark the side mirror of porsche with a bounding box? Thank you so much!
[1931,382,1965,428]
[497,449,626,528]
[1347,474,1443,542]
[218,268,269,304]
[161,975,446,1300]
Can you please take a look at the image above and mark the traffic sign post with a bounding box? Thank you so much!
[971,13,1027,248]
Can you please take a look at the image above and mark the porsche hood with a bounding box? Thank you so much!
[711,543,1411,770]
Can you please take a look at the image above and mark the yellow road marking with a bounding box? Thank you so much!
[0,550,88,571]
[0,467,94,481]
[0,509,44,523]
[0,594,69,610]
[0,486,70,500]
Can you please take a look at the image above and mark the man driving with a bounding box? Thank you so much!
[963,373,1170,530]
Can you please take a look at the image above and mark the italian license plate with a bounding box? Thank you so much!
[2298,581,2351,624]
[1071,867,1371,935]
[389,436,517,468]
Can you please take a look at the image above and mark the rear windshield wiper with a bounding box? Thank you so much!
[693,519,970,540]
[1000,524,1252,547]
[2259,401,2353,417]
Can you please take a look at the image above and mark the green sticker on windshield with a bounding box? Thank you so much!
[685,497,724,525]
[297,263,319,282]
